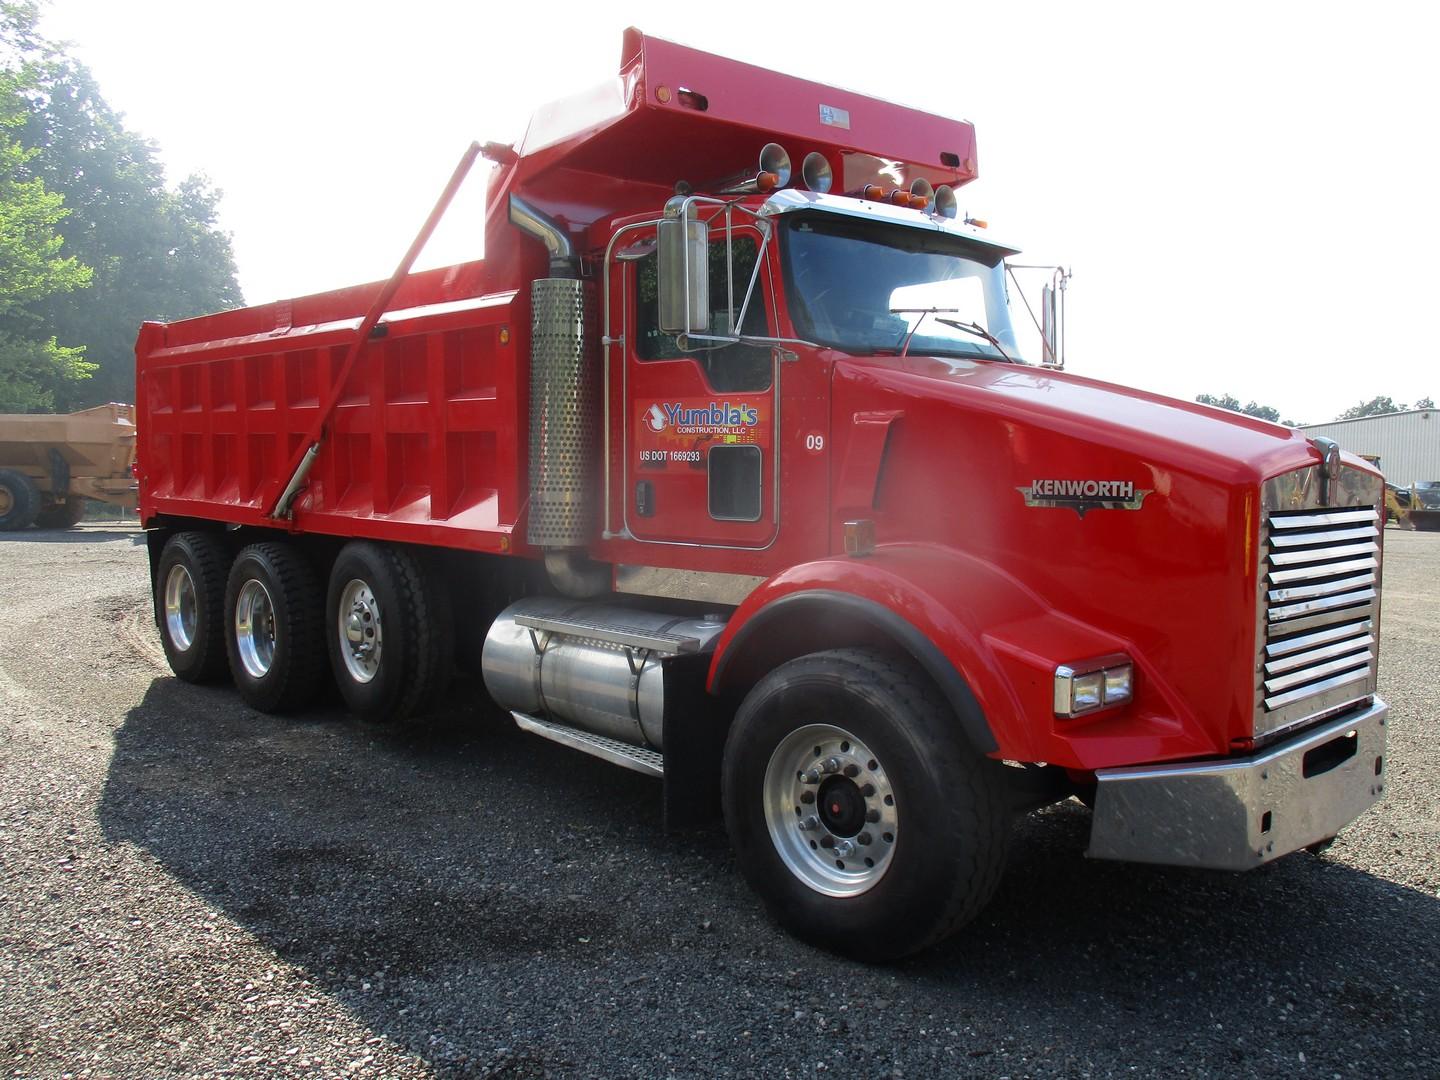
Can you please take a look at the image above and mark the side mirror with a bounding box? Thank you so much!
[1040,266,1070,368]
[1041,282,1058,366]
[658,203,708,334]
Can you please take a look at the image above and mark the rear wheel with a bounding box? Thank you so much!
[722,647,1010,961]
[35,498,87,529]
[325,541,452,724]
[224,542,326,713]
[156,531,231,683]
[0,470,40,531]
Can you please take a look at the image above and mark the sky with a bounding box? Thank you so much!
[38,0,1438,423]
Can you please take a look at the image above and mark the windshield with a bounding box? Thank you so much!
[781,212,1022,361]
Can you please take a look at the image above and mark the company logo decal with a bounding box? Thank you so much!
[1016,479,1152,518]
[648,401,760,434]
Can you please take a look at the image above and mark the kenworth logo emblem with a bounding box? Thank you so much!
[1016,479,1152,518]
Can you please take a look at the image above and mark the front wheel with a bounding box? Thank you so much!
[722,647,1010,961]
[0,469,40,531]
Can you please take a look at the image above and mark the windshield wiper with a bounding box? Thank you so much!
[935,317,1015,363]
[889,307,957,357]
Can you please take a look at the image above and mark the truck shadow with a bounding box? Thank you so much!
[99,677,1438,1075]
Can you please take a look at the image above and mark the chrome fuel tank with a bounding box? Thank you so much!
[481,597,727,750]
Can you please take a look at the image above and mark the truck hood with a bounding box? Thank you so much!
[835,355,1334,485]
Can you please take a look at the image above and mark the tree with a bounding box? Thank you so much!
[0,6,91,411]
[1195,393,1281,423]
[3,3,242,408]
[1334,396,1433,420]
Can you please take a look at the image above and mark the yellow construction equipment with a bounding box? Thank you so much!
[0,404,137,530]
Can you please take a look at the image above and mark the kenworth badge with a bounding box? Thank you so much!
[1017,479,1152,517]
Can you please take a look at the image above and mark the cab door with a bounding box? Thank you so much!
[620,226,779,548]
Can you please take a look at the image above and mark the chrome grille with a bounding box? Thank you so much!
[1256,504,1380,739]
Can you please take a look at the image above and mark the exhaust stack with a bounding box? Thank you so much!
[510,196,604,594]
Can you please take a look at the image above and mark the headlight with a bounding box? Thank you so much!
[1054,655,1134,717]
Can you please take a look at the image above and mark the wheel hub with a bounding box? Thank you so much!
[0,488,12,515]
[234,578,276,679]
[163,565,198,651]
[763,724,899,897]
[337,579,382,683]
[817,775,866,837]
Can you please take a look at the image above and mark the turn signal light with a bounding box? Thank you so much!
[843,519,876,557]
[1054,656,1134,718]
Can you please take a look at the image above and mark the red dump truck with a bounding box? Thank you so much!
[136,29,1388,959]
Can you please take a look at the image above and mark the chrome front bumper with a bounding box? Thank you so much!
[1087,700,1388,870]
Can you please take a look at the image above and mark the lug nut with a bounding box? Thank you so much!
[803,768,823,784]
[825,757,842,773]
[798,816,819,831]
[833,839,856,857]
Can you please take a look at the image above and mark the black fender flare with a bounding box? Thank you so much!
[710,589,998,755]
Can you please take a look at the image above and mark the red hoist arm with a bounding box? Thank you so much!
[268,140,483,521]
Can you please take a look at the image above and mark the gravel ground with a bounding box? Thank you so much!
[0,524,1435,1078]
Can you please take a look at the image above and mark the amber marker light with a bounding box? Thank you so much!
[499,327,511,345]
[756,172,780,193]
[908,194,930,209]
[655,86,672,103]
[861,185,885,200]
[965,216,989,229]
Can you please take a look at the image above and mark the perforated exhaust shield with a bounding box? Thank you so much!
[527,278,597,547]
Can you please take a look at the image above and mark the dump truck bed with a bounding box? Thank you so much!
[135,265,527,554]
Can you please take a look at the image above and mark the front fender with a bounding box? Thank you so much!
[710,544,1210,768]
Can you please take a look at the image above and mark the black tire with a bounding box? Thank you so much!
[325,541,452,724]
[224,541,326,713]
[35,498,87,529]
[0,469,41,531]
[155,531,231,683]
[722,647,1011,961]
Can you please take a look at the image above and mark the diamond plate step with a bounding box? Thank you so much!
[511,711,664,777]
[512,612,703,654]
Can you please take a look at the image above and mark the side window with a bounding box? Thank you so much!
[635,235,773,392]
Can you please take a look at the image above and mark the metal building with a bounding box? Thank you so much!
[1301,409,1440,486]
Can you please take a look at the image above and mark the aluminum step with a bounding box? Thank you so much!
[511,711,664,777]
[512,612,705,654]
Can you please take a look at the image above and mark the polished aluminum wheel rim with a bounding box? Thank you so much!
[337,578,382,683]
[234,578,277,679]
[163,564,198,652]
[762,723,898,897]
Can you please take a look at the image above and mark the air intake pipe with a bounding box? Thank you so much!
[510,195,607,597]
